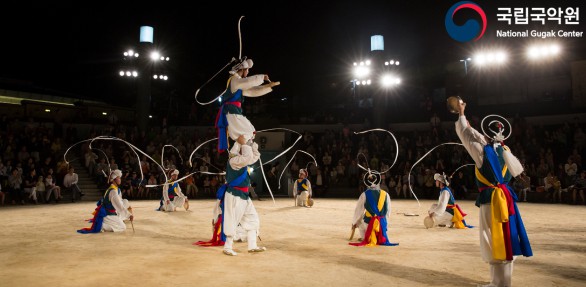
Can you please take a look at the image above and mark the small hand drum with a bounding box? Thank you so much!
[424,215,435,229]
[447,96,463,114]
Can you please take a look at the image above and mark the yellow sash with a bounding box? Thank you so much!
[364,190,387,247]
[475,168,509,261]
[451,206,466,229]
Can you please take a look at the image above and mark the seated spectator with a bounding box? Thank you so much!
[45,173,62,203]
[63,167,84,202]
[35,175,46,203]
[0,183,4,205]
[544,172,562,203]
[185,174,197,198]
[572,170,586,205]
[23,169,38,204]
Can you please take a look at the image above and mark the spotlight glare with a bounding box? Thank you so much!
[123,52,128,56]
[150,51,160,60]
[353,66,371,78]
[495,51,507,63]
[132,71,138,77]
[126,71,131,76]
[119,71,125,76]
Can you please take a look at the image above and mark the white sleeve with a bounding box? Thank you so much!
[251,143,261,165]
[175,183,185,197]
[212,200,221,224]
[242,85,273,97]
[110,189,131,219]
[162,183,170,202]
[430,190,450,215]
[306,180,312,197]
[292,179,298,196]
[230,74,265,94]
[229,145,255,170]
[352,193,366,225]
[73,174,79,185]
[455,115,486,168]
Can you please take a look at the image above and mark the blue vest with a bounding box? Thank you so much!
[225,162,250,200]
[103,186,120,216]
[475,144,512,206]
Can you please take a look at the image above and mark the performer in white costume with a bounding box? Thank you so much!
[215,59,279,152]
[452,98,532,287]
[78,169,133,234]
[221,135,266,256]
[101,170,133,232]
[159,169,189,212]
[293,169,313,207]
[428,173,454,227]
[350,173,397,247]
[427,173,472,229]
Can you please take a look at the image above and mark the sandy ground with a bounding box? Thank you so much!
[0,198,585,287]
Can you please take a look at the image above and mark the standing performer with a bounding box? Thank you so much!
[451,97,532,286]
[197,135,265,255]
[293,169,313,207]
[77,169,133,233]
[350,173,398,247]
[215,58,279,152]
[427,173,472,229]
[158,169,189,212]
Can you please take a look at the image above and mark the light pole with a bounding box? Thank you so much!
[460,57,471,75]
[118,26,171,131]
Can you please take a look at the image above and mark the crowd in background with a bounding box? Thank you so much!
[1,108,585,207]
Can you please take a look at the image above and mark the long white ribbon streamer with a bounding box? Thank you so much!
[354,129,399,173]
[408,142,465,207]
[277,150,318,189]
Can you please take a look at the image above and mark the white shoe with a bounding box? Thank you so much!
[223,249,238,256]
[248,247,266,253]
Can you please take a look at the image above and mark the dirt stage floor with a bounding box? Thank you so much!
[0,198,585,287]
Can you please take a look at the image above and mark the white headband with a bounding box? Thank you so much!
[230,59,254,74]
[110,169,122,181]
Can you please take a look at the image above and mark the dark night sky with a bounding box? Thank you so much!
[1,0,585,107]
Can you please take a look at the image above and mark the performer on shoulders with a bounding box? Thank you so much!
[215,58,279,152]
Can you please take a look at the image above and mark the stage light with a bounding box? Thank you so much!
[150,51,160,61]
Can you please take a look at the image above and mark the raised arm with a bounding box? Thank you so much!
[454,102,486,168]
[230,74,272,97]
